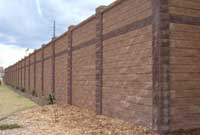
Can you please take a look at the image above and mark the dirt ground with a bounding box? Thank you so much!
[0,105,155,135]
[0,84,199,135]
[0,105,200,135]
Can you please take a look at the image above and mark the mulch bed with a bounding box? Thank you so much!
[0,105,199,135]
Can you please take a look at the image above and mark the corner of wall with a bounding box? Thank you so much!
[152,0,171,134]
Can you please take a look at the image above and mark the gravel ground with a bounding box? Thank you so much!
[0,105,199,135]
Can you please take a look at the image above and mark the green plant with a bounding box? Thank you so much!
[0,124,22,130]
[32,90,37,97]
[21,88,25,92]
[48,94,55,104]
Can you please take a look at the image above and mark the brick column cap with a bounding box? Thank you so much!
[96,5,107,13]
[41,44,46,48]
[68,25,76,31]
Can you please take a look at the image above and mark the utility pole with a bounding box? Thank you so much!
[52,20,56,39]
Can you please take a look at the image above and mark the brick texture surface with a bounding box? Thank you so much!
[25,57,29,93]
[102,25,153,127]
[169,0,200,131]
[29,54,34,94]
[169,0,200,17]
[103,0,152,34]
[72,18,96,111]
[170,23,200,130]
[55,34,68,103]
[35,49,42,97]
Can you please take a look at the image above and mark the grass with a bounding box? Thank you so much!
[0,83,37,119]
[0,124,22,130]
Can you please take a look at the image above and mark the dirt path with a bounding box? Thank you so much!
[0,84,37,120]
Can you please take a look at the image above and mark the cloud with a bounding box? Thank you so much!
[0,0,115,67]
[36,0,43,17]
[0,0,115,50]
[0,33,17,44]
[0,43,34,68]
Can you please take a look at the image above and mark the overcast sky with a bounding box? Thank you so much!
[0,0,114,68]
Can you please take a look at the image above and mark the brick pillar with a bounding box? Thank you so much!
[21,59,23,90]
[34,51,36,93]
[15,64,17,88]
[15,63,17,88]
[52,40,56,95]
[28,56,31,92]
[11,66,13,86]
[41,45,45,96]
[4,69,6,84]
[67,25,74,105]
[13,64,16,88]
[95,6,106,115]
[10,67,11,85]
[152,0,170,133]
[24,58,26,91]
[7,68,9,85]
[8,67,10,85]
[17,62,19,89]
[11,65,14,87]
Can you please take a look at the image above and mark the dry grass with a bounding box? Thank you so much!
[0,84,37,119]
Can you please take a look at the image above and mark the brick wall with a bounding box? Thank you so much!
[169,0,200,131]
[18,61,22,89]
[4,0,200,133]
[21,59,25,90]
[25,57,29,93]
[102,0,152,127]
[29,54,34,94]
[55,34,68,103]
[35,49,42,97]
[43,44,53,96]
[72,18,96,111]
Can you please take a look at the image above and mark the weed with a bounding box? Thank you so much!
[32,90,37,97]
[48,94,55,105]
[0,124,22,130]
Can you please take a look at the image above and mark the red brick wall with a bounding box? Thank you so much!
[43,44,53,97]
[35,49,42,97]
[102,26,153,126]
[25,57,29,93]
[72,18,96,111]
[5,0,200,133]
[102,0,153,127]
[29,54,34,94]
[103,0,152,34]
[55,34,68,103]
[18,61,22,89]
[21,60,25,90]
[4,0,154,129]
[169,0,200,131]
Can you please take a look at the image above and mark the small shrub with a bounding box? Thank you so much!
[21,88,25,92]
[32,90,37,97]
[0,124,22,130]
[48,94,55,104]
